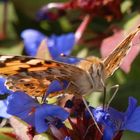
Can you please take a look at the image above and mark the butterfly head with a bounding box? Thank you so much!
[88,57,105,91]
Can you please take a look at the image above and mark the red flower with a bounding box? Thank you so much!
[38,0,122,21]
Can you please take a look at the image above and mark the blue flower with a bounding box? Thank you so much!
[47,80,68,94]
[0,78,13,118]
[21,29,46,56]
[35,103,68,133]
[47,33,75,58]
[0,78,13,95]
[21,29,75,59]
[43,80,68,100]
[0,99,11,118]
[21,29,82,65]
[91,97,140,140]
[122,97,140,132]
[7,92,69,133]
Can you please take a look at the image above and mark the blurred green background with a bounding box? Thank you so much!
[0,0,140,140]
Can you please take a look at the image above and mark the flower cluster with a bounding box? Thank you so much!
[37,0,122,21]
[1,88,140,140]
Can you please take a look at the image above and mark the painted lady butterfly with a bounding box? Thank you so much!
[0,27,139,97]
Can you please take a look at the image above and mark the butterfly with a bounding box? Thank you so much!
[0,27,139,97]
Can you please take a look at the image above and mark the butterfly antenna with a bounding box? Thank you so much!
[106,84,119,109]
[100,78,107,110]
[102,86,106,110]
[82,96,103,135]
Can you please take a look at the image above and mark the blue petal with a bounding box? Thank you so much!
[108,107,124,125]
[0,99,11,118]
[93,107,105,122]
[36,10,54,21]
[43,80,68,99]
[103,125,114,140]
[7,92,39,126]
[93,107,121,140]
[47,33,75,59]
[124,106,140,132]
[47,80,68,94]
[124,97,137,118]
[35,104,69,133]
[21,29,46,56]
[54,55,82,64]
[0,78,13,94]
[123,97,140,132]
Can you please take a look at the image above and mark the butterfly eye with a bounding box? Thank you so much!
[97,69,100,76]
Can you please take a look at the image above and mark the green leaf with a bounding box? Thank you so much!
[0,41,23,55]
[0,133,15,140]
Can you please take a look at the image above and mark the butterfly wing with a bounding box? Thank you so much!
[103,27,140,78]
[0,55,86,96]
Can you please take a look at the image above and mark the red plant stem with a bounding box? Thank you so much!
[94,126,103,140]
[2,132,16,139]
[58,125,70,138]
[113,131,123,140]
[75,14,92,44]
[68,118,78,132]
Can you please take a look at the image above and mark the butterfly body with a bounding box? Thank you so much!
[76,57,105,94]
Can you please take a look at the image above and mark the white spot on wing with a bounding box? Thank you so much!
[0,56,14,62]
[26,59,43,65]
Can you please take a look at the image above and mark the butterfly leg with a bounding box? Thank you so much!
[82,96,103,135]
[63,81,73,94]
[57,81,77,101]
[100,77,107,110]
[106,84,119,109]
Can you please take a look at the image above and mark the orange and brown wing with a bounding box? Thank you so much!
[103,26,140,78]
[0,55,84,96]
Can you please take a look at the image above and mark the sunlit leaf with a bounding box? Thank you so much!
[33,133,53,140]
[36,39,51,59]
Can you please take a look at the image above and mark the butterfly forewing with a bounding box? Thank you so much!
[103,27,140,78]
[0,55,91,96]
